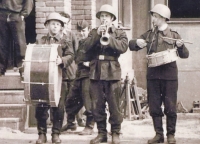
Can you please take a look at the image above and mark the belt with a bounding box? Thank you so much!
[96,55,118,61]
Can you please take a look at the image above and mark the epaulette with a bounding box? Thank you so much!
[170,29,178,34]
[147,29,152,32]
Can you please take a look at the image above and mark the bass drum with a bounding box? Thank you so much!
[23,44,62,107]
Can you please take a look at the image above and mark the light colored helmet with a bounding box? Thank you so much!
[96,4,116,21]
[150,4,171,20]
[44,12,64,26]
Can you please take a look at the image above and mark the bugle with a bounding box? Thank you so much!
[100,22,110,45]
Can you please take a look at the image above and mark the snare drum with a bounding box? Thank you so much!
[23,44,62,107]
[146,49,179,67]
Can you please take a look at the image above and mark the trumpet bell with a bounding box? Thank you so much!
[100,36,110,45]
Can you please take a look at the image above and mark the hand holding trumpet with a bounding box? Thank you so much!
[97,22,107,35]
[97,21,110,45]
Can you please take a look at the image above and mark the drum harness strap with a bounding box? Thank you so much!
[146,27,158,55]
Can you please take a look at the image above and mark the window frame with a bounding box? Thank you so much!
[167,0,200,23]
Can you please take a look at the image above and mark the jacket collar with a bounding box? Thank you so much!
[47,33,62,41]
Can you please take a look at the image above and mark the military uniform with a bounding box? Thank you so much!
[65,38,95,132]
[58,30,78,117]
[129,26,189,139]
[80,25,128,136]
[60,29,87,131]
[35,33,74,137]
[0,0,33,74]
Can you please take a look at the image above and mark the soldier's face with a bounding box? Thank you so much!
[48,20,62,35]
[80,27,90,39]
[100,12,113,25]
[152,13,166,28]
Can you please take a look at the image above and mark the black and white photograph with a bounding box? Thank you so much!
[0,0,199,144]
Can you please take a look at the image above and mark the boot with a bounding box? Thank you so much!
[112,133,120,144]
[61,114,77,132]
[148,134,164,144]
[167,116,177,144]
[52,133,61,144]
[148,117,164,144]
[79,127,93,135]
[167,134,176,144]
[79,115,95,135]
[61,122,77,132]
[0,68,5,76]
[36,134,47,144]
[90,120,107,144]
[111,124,121,144]
[90,134,107,144]
[36,120,47,144]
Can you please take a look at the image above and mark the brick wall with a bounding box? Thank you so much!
[35,0,72,39]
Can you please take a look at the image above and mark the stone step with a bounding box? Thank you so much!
[0,90,25,104]
[0,104,27,121]
[0,118,20,130]
[0,75,24,90]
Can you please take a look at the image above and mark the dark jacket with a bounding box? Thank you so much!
[75,38,95,79]
[79,25,128,80]
[0,0,33,17]
[36,33,74,80]
[63,30,78,80]
[129,26,189,80]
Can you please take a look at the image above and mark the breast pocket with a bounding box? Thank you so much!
[163,39,175,49]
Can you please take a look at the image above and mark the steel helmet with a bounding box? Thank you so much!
[44,12,64,27]
[96,4,116,21]
[150,4,171,20]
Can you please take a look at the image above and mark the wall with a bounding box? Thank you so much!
[169,22,200,110]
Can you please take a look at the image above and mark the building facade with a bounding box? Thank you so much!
[23,0,199,126]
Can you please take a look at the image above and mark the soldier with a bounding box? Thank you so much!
[35,12,74,144]
[63,20,95,135]
[79,4,128,144]
[59,12,86,131]
[0,0,33,76]
[129,4,189,144]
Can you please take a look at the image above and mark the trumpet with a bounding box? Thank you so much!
[100,21,110,46]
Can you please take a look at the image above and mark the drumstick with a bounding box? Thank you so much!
[161,36,193,44]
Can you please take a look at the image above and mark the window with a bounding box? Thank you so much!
[168,0,200,20]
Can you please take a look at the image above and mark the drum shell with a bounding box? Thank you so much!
[147,49,179,67]
[23,44,62,107]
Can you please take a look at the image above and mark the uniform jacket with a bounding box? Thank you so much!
[0,0,33,17]
[75,38,95,79]
[79,25,128,80]
[36,33,74,80]
[63,30,78,80]
[129,26,189,80]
